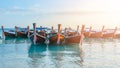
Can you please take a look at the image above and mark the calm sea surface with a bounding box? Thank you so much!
[0,29,120,68]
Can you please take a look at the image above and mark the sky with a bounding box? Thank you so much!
[0,0,120,29]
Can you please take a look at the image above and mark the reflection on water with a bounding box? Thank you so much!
[2,38,30,44]
[28,44,47,58]
[28,44,84,68]
[0,37,120,68]
[83,38,120,68]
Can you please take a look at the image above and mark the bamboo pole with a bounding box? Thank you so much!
[88,26,92,37]
[57,24,61,45]
[113,27,117,38]
[15,26,18,37]
[77,25,79,33]
[114,27,117,33]
[51,26,54,33]
[1,26,4,33]
[40,26,42,28]
[80,25,85,45]
[1,26,5,38]
[58,24,61,34]
[40,26,42,31]
[102,26,105,32]
[81,25,85,34]
[33,23,36,44]
[27,26,30,38]
[101,26,105,37]
[64,28,67,36]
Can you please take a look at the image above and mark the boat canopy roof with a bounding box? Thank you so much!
[36,28,48,30]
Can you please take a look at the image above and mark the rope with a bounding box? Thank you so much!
[36,34,46,39]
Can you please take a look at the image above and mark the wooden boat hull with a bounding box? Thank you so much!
[65,35,81,44]
[114,34,120,38]
[30,35,46,44]
[103,33,114,38]
[90,32,102,38]
[84,32,90,38]
[49,34,65,44]
[16,32,28,38]
[4,32,16,38]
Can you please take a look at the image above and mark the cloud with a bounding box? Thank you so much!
[0,5,44,15]
[0,8,106,16]
[0,2,113,16]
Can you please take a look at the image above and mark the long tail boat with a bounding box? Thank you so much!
[64,25,85,44]
[90,26,105,38]
[29,23,47,44]
[15,26,30,38]
[84,26,92,38]
[114,28,120,38]
[102,27,117,38]
[49,24,65,45]
[1,26,16,38]
[114,34,120,38]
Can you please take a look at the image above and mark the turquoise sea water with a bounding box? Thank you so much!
[0,29,120,68]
